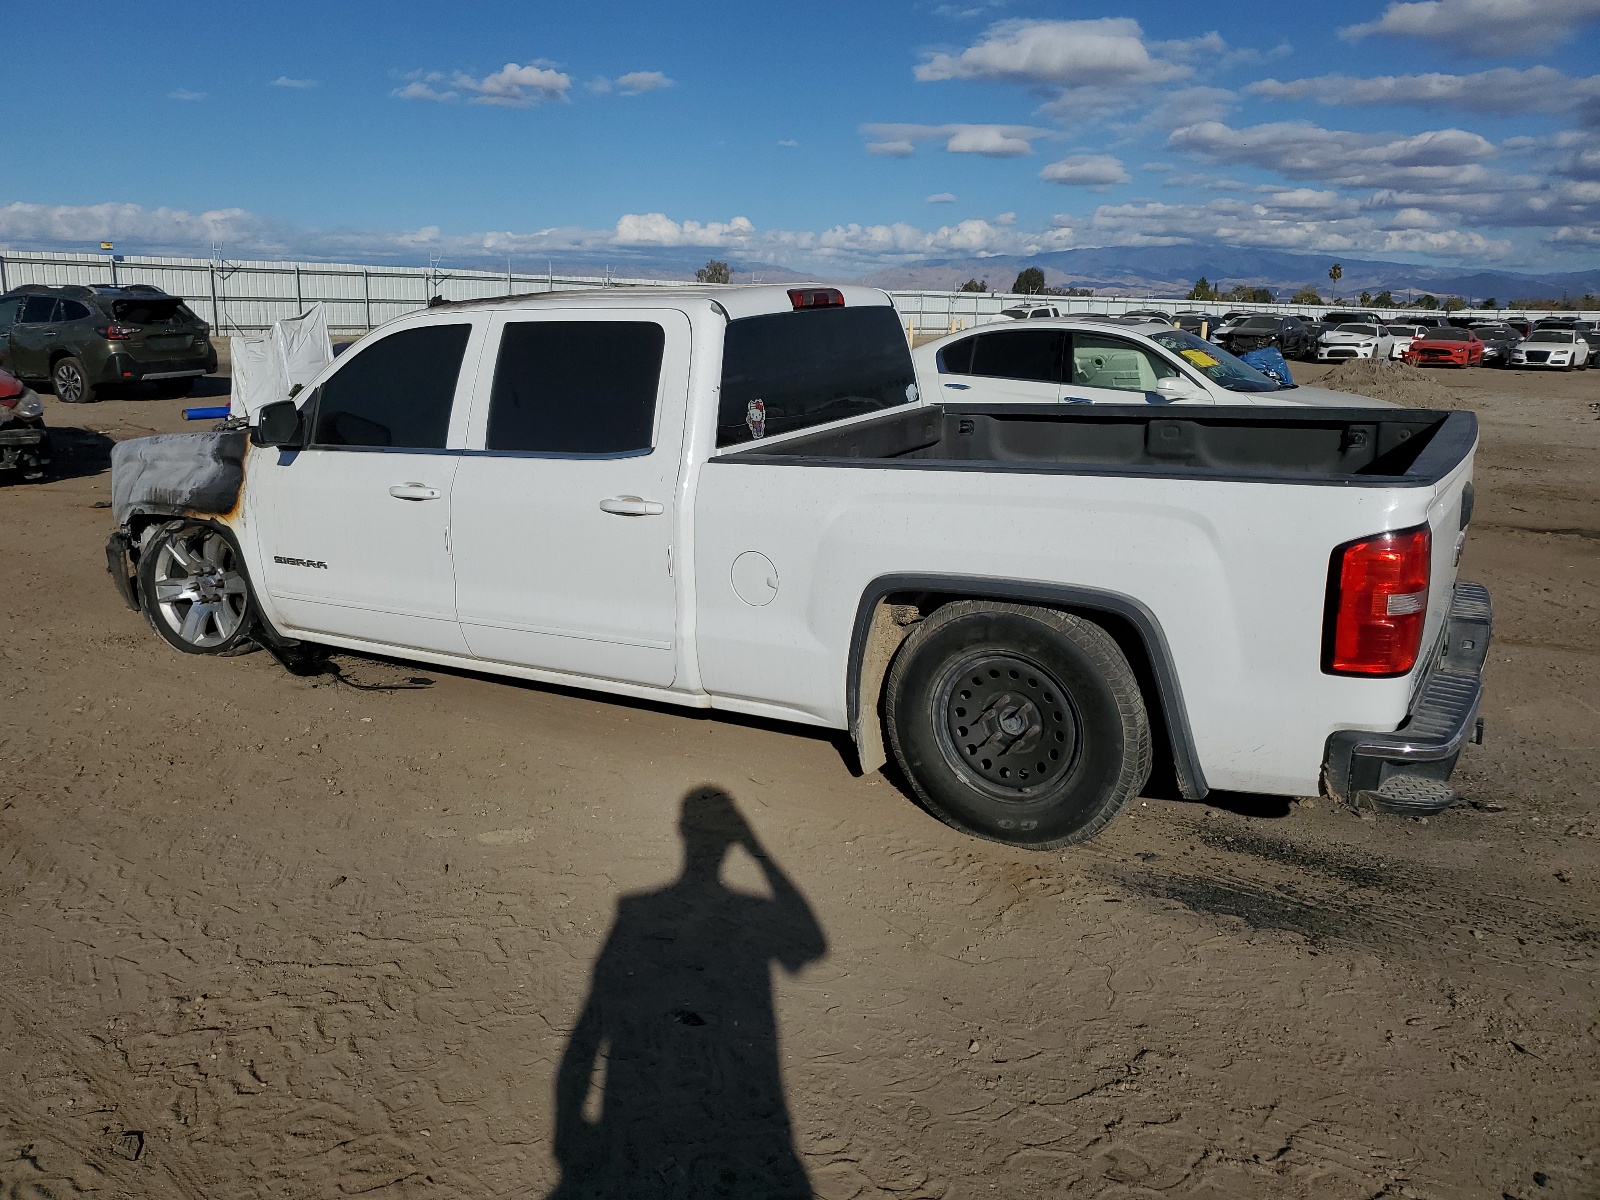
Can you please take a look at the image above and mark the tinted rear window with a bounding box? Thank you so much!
[113,298,185,324]
[313,323,470,449]
[487,321,664,455]
[718,306,916,447]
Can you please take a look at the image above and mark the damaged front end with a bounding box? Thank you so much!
[0,374,50,482]
[105,431,248,610]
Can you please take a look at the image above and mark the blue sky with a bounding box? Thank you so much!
[3,0,1598,276]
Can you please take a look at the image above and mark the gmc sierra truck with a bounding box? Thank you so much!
[106,284,1490,848]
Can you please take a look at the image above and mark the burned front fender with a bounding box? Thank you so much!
[110,431,248,528]
[107,431,250,610]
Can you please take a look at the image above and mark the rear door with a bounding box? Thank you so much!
[449,310,690,687]
[247,316,485,655]
[8,297,61,381]
[935,326,1064,403]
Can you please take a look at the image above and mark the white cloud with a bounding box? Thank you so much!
[926,193,958,203]
[1545,224,1600,245]
[776,138,799,148]
[1341,0,1600,55]
[1249,66,1600,115]
[395,63,572,107]
[861,123,1051,157]
[271,76,317,89]
[916,18,1190,87]
[613,213,756,246]
[1038,154,1131,189]
[615,71,674,95]
[1170,119,1504,191]
[996,212,1016,225]
[168,89,206,102]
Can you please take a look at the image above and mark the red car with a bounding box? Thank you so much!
[1403,327,1484,367]
[0,367,50,481]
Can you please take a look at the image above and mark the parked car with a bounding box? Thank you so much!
[1218,314,1317,360]
[998,303,1064,321]
[1122,309,1173,325]
[1172,312,1218,338]
[1403,327,1484,368]
[1467,323,1520,366]
[1503,318,1533,338]
[106,283,1489,844]
[1315,323,1395,362]
[0,284,218,403]
[0,367,49,481]
[1510,329,1590,370]
[913,318,1392,406]
[1384,324,1429,360]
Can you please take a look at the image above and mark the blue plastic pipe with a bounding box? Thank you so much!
[182,405,231,420]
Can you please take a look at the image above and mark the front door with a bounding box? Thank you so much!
[1062,331,1186,404]
[246,317,485,655]
[450,311,689,688]
[9,296,61,382]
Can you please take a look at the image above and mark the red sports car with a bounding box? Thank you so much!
[1402,327,1484,367]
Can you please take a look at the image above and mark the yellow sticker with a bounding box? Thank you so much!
[1181,348,1220,368]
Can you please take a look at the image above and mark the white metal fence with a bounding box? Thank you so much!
[1,248,1593,337]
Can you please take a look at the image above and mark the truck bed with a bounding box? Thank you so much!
[717,403,1475,487]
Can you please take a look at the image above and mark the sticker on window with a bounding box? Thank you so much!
[746,398,767,439]
[1181,348,1221,369]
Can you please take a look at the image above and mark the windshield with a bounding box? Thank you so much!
[1335,324,1378,336]
[1527,331,1572,343]
[1325,312,1369,324]
[1149,329,1282,393]
[1420,329,1469,341]
[718,305,918,447]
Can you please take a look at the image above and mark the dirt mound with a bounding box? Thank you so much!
[1316,358,1463,408]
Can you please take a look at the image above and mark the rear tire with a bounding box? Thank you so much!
[885,601,1151,849]
[51,356,96,403]
[137,521,258,655]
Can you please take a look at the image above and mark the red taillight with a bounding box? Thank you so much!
[1324,526,1432,676]
[103,323,140,340]
[789,287,844,310]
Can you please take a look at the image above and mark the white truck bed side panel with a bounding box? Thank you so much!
[693,463,1437,796]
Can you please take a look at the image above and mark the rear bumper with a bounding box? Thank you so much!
[1322,581,1491,803]
[97,348,216,384]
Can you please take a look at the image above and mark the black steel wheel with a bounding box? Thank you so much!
[885,601,1151,848]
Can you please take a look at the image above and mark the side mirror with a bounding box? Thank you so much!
[252,399,306,448]
[1155,377,1205,403]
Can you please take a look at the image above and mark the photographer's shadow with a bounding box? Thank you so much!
[549,787,827,1199]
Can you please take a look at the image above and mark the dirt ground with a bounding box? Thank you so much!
[2,357,1597,1199]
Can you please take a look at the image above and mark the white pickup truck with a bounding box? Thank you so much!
[106,284,1491,847]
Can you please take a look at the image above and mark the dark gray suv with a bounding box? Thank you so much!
[0,284,218,402]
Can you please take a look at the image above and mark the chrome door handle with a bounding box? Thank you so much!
[599,495,665,516]
[389,483,442,501]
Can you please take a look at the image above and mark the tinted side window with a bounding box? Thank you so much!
[20,297,58,324]
[0,298,20,329]
[940,336,976,374]
[313,323,470,449]
[60,300,92,322]
[970,329,1062,383]
[487,321,664,455]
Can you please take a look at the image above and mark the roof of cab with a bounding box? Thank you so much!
[421,282,893,322]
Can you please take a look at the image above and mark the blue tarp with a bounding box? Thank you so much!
[1238,347,1295,387]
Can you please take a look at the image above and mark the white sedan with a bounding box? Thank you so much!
[1316,323,1395,362]
[912,318,1394,406]
[1511,329,1590,370]
[1385,324,1429,360]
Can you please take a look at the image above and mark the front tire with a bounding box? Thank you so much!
[885,601,1151,849]
[51,356,96,403]
[137,521,257,655]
